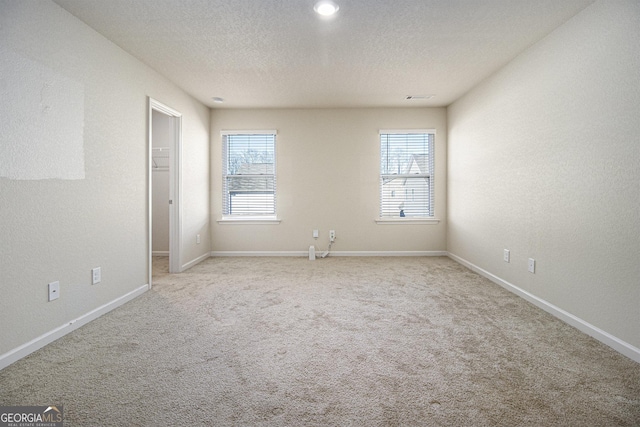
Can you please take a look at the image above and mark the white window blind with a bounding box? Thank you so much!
[222,132,276,217]
[380,130,434,218]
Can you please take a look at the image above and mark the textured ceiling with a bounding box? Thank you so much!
[53,0,595,109]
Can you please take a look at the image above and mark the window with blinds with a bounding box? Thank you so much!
[222,131,276,217]
[380,130,435,218]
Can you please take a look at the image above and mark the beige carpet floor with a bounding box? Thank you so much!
[1,256,639,426]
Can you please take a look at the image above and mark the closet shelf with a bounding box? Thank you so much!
[152,147,170,170]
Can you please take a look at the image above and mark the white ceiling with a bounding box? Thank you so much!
[53,0,595,109]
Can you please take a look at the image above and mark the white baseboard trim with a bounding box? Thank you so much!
[181,252,211,271]
[328,251,448,257]
[152,251,169,257]
[448,252,640,364]
[211,250,448,257]
[0,284,149,371]
[211,251,307,257]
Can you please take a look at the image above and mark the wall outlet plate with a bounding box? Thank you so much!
[313,229,319,239]
[92,267,101,285]
[528,258,536,273]
[329,230,336,242]
[503,249,510,263]
[48,281,60,301]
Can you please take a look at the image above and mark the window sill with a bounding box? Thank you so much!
[375,218,440,225]
[217,217,281,225]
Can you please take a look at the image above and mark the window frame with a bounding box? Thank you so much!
[219,130,279,223]
[377,129,438,224]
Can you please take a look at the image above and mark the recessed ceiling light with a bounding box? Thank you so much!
[212,97,224,103]
[314,1,339,16]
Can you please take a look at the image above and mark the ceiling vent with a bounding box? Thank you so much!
[405,95,435,100]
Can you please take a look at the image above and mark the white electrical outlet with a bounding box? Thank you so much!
[329,230,336,242]
[92,267,101,285]
[313,229,319,239]
[528,258,536,273]
[48,281,60,301]
[503,249,510,263]
[196,234,201,244]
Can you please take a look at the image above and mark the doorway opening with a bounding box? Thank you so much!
[148,98,182,286]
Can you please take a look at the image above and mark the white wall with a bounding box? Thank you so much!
[0,0,210,360]
[210,108,447,254]
[447,0,640,354]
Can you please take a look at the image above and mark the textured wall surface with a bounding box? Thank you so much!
[448,0,640,349]
[0,46,85,180]
[210,108,447,253]
[0,0,210,356]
